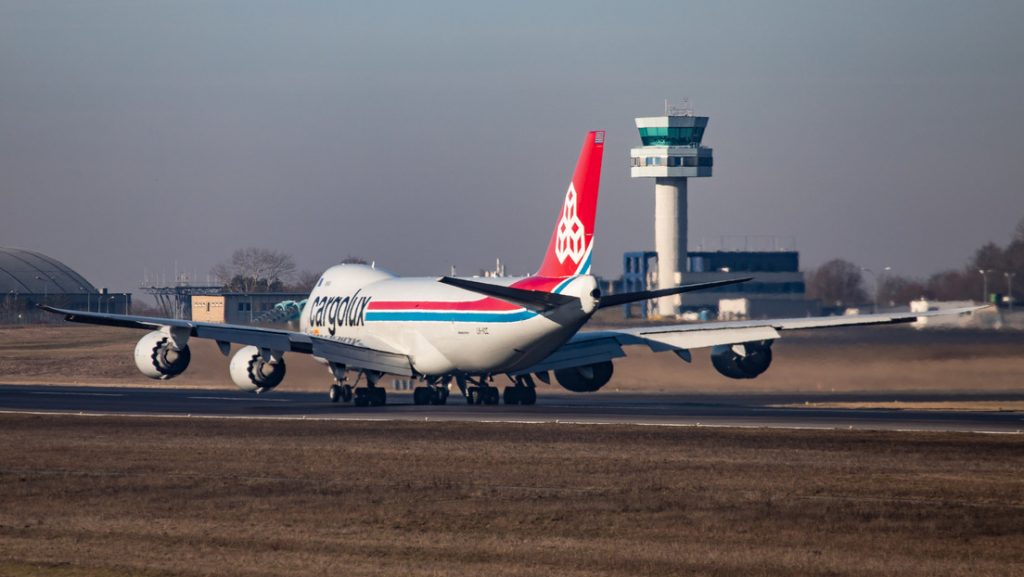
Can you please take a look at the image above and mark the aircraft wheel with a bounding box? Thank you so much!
[483,387,500,405]
[503,387,520,405]
[521,387,537,405]
[341,385,353,403]
[329,384,342,403]
[430,387,448,405]
[413,387,431,405]
[369,387,386,406]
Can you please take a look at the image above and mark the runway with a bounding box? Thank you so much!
[2,383,1023,433]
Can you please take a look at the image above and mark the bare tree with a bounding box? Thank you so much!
[927,269,974,301]
[806,259,868,307]
[877,274,928,306]
[288,270,323,293]
[212,248,296,293]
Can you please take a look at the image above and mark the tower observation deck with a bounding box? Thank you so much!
[630,108,713,317]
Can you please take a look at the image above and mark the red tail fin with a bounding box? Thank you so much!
[536,131,604,278]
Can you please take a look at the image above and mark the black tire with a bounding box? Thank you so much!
[341,385,353,403]
[429,387,447,405]
[484,387,500,405]
[354,396,369,407]
[413,387,430,405]
[521,387,537,405]
[329,384,342,403]
[370,388,386,406]
[503,387,520,405]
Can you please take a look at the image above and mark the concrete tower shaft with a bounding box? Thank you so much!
[654,178,687,317]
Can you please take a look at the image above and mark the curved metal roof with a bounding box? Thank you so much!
[0,247,98,295]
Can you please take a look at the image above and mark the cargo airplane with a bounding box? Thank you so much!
[43,131,980,406]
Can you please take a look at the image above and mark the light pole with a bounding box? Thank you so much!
[80,286,89,312]
[979,269,994,304]
[1006,272,1016,312]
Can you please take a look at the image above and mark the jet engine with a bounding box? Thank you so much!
[554,361,614,392]
[134,330,191,380]
[710,341,773,379]
[230,345,286,392]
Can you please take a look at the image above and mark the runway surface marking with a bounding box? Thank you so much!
[29,391,124,397]
[186,396,292,402]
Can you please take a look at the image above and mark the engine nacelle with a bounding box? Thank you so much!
[554,361,614,393]
[710,340,773,379]
[134,330,191,380]
[230,345,287,392]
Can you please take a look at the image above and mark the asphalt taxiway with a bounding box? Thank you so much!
[1,384,1023,433]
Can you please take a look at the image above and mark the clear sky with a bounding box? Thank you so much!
[2,0,1022,293]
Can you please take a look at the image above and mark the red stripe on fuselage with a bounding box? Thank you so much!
[366,276,568,312]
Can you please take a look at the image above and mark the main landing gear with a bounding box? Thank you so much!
[353,386,386,407]
[413,377,450,405]
[502,375,537,405]
[451,374,537,405]
[328,366,386,407]
[452,375,499,405]
[328,383,353,403]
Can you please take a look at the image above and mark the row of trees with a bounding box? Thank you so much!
[211,248,367,293]
[808,219,1024,308]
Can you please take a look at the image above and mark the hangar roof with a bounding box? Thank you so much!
[0,247,98,295]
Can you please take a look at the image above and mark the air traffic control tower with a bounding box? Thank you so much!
[630,105,713,317]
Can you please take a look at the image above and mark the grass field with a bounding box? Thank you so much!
[2,324,1023,575]
[1,414,1022,577]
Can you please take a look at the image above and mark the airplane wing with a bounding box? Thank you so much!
[514,305,987,375]
[40,306,414,376]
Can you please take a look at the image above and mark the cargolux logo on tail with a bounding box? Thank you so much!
[554,184,586,264]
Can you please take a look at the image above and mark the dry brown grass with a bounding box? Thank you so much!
[0,415,1022,576]
[2,324,1023,395]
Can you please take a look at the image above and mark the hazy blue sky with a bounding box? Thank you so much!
[2,0,1023,294]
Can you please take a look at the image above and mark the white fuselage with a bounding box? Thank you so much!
[299,264,597,376]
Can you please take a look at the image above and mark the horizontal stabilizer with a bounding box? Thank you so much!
[438,276,578,312]
[597,277,752,310]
